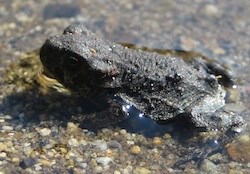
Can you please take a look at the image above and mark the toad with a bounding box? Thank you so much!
[40,24,243,130]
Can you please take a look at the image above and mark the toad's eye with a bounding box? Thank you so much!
[64,56,81,71]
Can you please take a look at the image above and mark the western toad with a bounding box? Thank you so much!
[40,24,243,130]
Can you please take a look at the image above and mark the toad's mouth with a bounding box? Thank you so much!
[36,68,70,94]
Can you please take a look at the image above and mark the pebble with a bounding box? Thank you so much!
[200,159,218,174]
[226,134,250,163]
[34,164,42,171]
[24,142,31,147]
[79,162,87,168]
[153,137,162,145]
[40,159,54,167]
[38,128,51,136]
[0,152,7,158]
[203,4,220,17]
[2,125,13,131]
[0,142,7,151]
[130,145,141,155]
[119,129,127,134]
[66,122,79,134]
[68,138,79,147]
[122,165,133,174]
[114,170,121,174]
[94,140,108,151]
[134,167,151,174]
[105,149,115,157]
[127,141,135,145]
[12,157,20,163]
[213,47,225,55]
[228,169,244,174]
[107,140,122,150]
[94,166,103,173]
[79,139,87,146]
[96,156,113,166]
[19,157,37,169]
[5,140,13,147]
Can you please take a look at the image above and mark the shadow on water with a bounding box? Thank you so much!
[0,83,205,143]
[0,85,126,132]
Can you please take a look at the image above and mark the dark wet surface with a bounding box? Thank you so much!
[0,0,250,173]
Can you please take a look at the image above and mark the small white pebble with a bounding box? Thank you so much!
[126,141,135,145]
[94,140,108,151]
[0,152,7,158]
[2,125,13,131]
[120,129,127,134]
[34,164,42,171]
[94,166,103,173]
[7,132,15,136]
[68,138,79,147]
[114,170,121,174]
[38,128,51,136]
[3,115,12,119]
[96,157,113,166]
[24,142,31,147]
[80,162,88,168]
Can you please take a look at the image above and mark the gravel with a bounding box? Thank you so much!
[0,0,250,173]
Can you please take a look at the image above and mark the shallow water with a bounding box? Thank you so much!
[0,0,250,173]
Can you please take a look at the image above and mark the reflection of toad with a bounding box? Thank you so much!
[40,24,243,130]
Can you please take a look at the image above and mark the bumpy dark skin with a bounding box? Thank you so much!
[40,24,243,130]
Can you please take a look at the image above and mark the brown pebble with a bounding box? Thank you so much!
[105,149,115,157]
[226,134,250,163]
[130,145,141,155]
